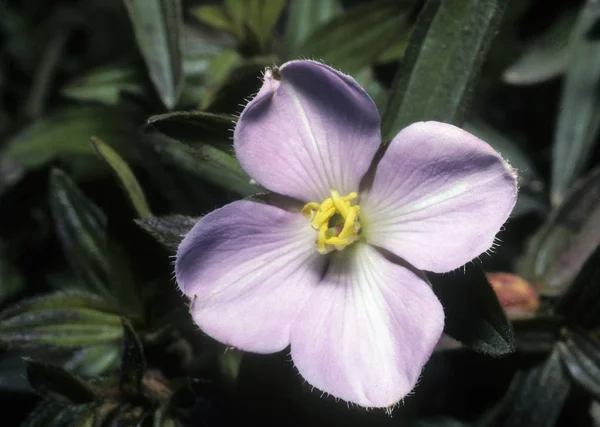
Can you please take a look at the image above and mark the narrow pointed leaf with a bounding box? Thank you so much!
[382,0,507,139]
[91,136,151,219]
[25,360,97,403]
[49,169,111,297]
[558,331,600,400]
[61,65,144,105]
[0,291,123,348]
[141,129,259,197]
[503,11,574,85]
[497,349,570,427]
[295,0,416,73]
[244,0,287,48]
[191,6,238,37]
[119,319,146,394]
[551,0,600,205]
[521,167,600,296]
[0,107,132,193]
[134,215,197,252]
[123,0,184,109]
[284,0,340,55]
[429,265,514,355]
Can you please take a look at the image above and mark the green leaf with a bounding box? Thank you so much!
[558,330,600,401]
[91,136,152,219]
[497,349,570,427]
[123,0,184,109]
[191,6,238,38]
[119,319,146,395]
[0,107,132,193]
[429,265,514,355]
[521,167,600,296]
[296,0,415,73]
[382,0,507,140]
[0,291,123,348]
[243,0,287,48]
[49,169,111,298]
[198,49,243,110]
[555,246,600,329]
[61,65,144,105]
[147,111,235,150]
[25,360,97,403]
[64,343,121,378]
[134,215,197,252]
[503,11,575,85]
[284,0,340,55]
[551,0,600,205]
[142,129,259,197]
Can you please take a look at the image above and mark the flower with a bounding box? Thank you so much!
[175,60,518,408]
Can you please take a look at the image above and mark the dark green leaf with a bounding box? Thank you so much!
[521,167,600,296]
[141,129,259,196]
[512,316,562,354]
[25,360,97,403]
[0,291,123,348]
[284,0,341,55]
[64,343,122,378]
[551,0,600,205]
[147,111,235,149]
[496,349,570,427]
[119,319,146,395]
[134,215,197,252]
[49,169,111,297]
[0,107,133,193]
[555,246,600,328]
[558,331,600,400]
[503,11,575,85]
[382,0,507,139]
[429,265,514,355]
[296,0,415,73]
[91,136,152,219]
[61,65,145,105]
[123,0,184,109]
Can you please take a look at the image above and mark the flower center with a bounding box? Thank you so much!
[301,191,361,254]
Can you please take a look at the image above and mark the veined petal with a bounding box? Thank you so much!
[361,122,517,273]
[290,244,444,408]
[234,60,381,202]
[176,200,325,353]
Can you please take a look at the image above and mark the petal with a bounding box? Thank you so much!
[361,122,518,273]
[290,244,444,408]
[176,200,325,353]
[234,60,381,202]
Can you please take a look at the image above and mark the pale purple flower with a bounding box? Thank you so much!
[175,60,517,408]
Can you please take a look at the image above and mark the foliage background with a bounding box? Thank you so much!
[1,0,600,426]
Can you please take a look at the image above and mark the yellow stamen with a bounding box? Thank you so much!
[302,190,361,254]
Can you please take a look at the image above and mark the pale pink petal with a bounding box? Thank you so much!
[361,122,518,273]
[175,200,324,353]
[234,60,381,202]
[290,244,444,408]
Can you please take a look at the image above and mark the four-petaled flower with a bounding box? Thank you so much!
[175,60,517,408]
